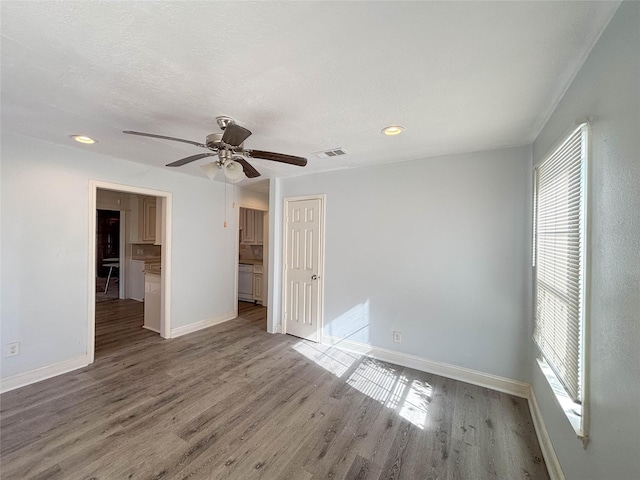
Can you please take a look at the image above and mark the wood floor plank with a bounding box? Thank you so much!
[343,454,383,480]
[0,301,550,480]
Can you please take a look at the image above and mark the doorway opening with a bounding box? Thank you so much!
[89,181,172,364]
[238,206,268,331]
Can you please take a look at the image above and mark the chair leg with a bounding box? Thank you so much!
[104,266,113,294]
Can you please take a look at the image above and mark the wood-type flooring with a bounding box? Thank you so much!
[0,301,549,479]
[94,299,160,359]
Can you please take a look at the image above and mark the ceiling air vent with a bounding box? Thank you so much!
[315,148,347,158]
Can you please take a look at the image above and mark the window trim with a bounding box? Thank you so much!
[533,121,591,446]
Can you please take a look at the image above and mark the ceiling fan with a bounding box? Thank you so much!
[123,116,307,181]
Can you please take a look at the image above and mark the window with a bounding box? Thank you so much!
[533,123,589,438]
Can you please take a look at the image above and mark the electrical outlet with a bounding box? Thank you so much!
[393,331,402,344]
[7,342,19,357]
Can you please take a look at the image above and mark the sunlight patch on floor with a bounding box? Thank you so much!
[292,341,360,377]
[292,341,433,429]
[346,359,432,429]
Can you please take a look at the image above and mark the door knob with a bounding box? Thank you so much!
[311,274,319,280]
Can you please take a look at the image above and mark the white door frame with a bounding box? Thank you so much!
[118,211,126,299]
[88,180,172,364]
[281,194,326,340]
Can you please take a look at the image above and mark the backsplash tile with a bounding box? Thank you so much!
[131,243,161,259]
[239,244,263,260]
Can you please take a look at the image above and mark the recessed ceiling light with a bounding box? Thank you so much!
[71,135,97,144]
[381,125,404,136]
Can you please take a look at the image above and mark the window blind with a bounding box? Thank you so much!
[533,123,587,402]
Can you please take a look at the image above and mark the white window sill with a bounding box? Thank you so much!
[536,358,587,445]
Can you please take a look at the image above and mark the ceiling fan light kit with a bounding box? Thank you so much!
[123,116,307,180]
[200,161,245,183]
[223,160,244,180]
[200,162,219,180]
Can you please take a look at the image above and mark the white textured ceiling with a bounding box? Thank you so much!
[1,1,620,184]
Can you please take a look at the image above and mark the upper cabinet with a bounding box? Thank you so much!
[240,208,263,245]
[141,197,156,243]
[240,208,255,244]
[129,195,157,244]
[154,197,163,246]
[255,211,263,245]
[97,189,130,211]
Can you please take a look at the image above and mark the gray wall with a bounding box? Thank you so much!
[1,133,237,378]
[277,146,533,381]
[530,1,640,478]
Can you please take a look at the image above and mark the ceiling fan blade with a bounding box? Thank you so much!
[166,152,217,167]
[123,130,206,148]
[245,149,307,166]
[221,124,252,147]
[234,157,261,178]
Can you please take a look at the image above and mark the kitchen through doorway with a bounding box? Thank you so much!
[238,206,268,331]
[94,189,163,359]
[90,183,172,363]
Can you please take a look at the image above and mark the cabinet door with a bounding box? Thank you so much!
[129,260,145,301]
[154,197,163,246]
[256,211,264,245]
[142,197,156,243]
[253,273,263,303]
[241,209,256,244]
[144,273,161,332]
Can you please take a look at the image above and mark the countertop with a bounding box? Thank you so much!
[132,256,161,262]
[239,259,263,265]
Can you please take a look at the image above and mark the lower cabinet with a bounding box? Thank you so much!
[129,260,145,301]
[253,273,263,304]
[253,264,263,304]
[144,272,161,333]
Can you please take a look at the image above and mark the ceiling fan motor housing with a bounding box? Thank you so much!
[206,133,223,150]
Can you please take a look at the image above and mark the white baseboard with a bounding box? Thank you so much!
[142,325,160,334]
[0,354,90,394]
[170,310,236,338]
[528,386,565,480]
[321,335,530,399]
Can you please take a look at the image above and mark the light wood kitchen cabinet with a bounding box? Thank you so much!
[253,273,263,304]
[96,190,130,211]
[253,264,263,304]
[255,211,264,245]
[144,272,161,333]
[240,208,263,245]
[154,197,163,246]
[129,260,145,301]
[142,197,156,243]
[240,208,256,244]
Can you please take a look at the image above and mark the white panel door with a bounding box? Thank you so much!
[284,197,323,342]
